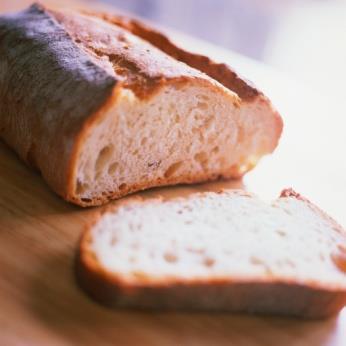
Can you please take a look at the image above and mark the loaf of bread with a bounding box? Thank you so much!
[0,3,282,206]
[77,189,346,318]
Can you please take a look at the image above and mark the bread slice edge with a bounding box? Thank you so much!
[76,189,346,318]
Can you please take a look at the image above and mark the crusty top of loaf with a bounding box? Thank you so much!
[87,11,261,101]
[48,6,231,99]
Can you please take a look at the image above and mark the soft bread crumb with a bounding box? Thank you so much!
[89,190,346,288]
[76,84,275,202]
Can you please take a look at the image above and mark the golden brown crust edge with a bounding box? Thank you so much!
[85,10,263,102]
[76,190,346,318]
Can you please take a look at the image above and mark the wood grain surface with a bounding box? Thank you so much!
[0,1,345,345]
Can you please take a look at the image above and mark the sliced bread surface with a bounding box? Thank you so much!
[77,189,346,318]
[0,3,282,206]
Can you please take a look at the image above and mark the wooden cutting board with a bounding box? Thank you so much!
[1,1,345,345]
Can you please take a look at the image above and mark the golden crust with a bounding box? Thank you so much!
[0,3,282,207]
[0,3,239,205]
[49,6,226,100]
[87,11,262,102]
[76,189,346,318]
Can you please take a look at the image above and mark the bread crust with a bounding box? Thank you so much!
[76,189,346,318]
[0,3,239,205]
[0,3,282,206]
[86,10,263,102]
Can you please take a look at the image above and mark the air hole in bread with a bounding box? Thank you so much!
[76,181,89,194]
[276,229,286,237]
[119,183,127,190]
[183,205,193,212]
[194,152,208,167]
[212,146,219,154]
[193,113,200,121]
[164,252,178,263]
[203,117,213,130]
[81,197,92,203]
[164,161,183,178]
[250,256,265,266]
[203,257,215,267]
[108,162,119,174]
[187,247,205,254]
[95,144,114,174]
[198,94,210,101]
[197,101,208,110]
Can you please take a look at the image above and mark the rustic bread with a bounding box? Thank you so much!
[0,3,282,206]
[77,189,346,318]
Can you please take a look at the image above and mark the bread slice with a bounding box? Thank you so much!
[77,189,346,318]
[0,4,282,206]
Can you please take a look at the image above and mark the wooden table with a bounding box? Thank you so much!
[1,1,345,345]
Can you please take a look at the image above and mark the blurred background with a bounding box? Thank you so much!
[98,0,346,102]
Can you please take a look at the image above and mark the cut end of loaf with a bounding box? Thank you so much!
[47,5,282,206]
[0,3,282,206]
[72,81,281,206]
